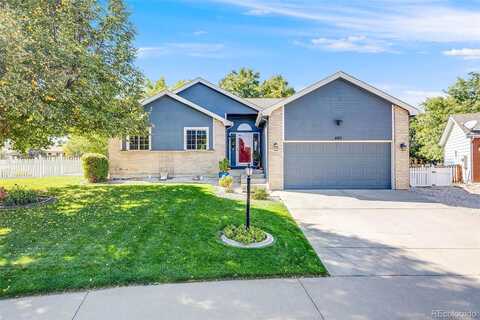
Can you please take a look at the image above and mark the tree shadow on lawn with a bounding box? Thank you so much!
[0,184,325,298]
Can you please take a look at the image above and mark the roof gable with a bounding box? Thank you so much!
[261,71,420,116]
[141,91,232,126]
[439,113,480,146]
[173,78,262,113]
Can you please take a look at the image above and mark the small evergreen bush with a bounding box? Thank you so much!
[3,185,38,206]
[219,175,234,190]
[252,187,268,200]
[223,224,267,244]
[82,153,109,183]
[0,187,7,202]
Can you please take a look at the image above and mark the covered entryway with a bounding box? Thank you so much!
[284,142,391,189]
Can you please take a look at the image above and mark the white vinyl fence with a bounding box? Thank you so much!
[0,157,82,178]
[410,166,454,187]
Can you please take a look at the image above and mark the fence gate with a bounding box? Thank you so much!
[410,166,455,187]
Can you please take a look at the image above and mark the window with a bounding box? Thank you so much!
[127,129,151,151]
[184,127,209,150]
[237,123,252,131]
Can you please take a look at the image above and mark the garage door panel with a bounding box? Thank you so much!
[284,142,391,189]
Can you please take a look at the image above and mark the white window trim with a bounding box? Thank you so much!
[184,127,209,151]
[126,127,152,151]
[149,127,152,151]
[237,123,253,131]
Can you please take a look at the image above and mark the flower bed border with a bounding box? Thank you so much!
[221,232,275,249]
[0,196,56,210]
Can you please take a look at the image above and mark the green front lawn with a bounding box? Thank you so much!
[0,177,326,298]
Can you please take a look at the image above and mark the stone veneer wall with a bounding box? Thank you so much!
[267,107,284,190]
[108,119,226,178]
[393,105,410,189]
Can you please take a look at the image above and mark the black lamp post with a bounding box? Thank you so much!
[245,164,253,230]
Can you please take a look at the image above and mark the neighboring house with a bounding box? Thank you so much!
[1,142,66,159]
[439,113,480,183]
[108,71,419,189]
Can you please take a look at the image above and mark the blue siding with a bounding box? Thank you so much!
[178,83,258,117]
[145,96,213,150]
[284,79,392,141]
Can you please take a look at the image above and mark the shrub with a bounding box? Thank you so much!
[0,187,7,201]
[252,187,268,200]
[3,185,38,206]
[223,224,267,244]
[218,158,229,172]
[82,153,109,183]
[219,175,234,189]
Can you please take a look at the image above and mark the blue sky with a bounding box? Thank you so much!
[128,0,480,107]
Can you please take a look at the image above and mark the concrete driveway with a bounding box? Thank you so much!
[278,189,480,276]
[275,189,480,318]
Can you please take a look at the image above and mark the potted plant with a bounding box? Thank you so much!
[218,158,229,178]
[253,150,261,168]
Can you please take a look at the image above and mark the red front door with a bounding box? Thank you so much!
[237,133,253,166]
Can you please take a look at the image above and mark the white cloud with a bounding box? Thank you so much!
[193,30,208,36]
[403,90,446,106]
[374,83,445,106]
[405,90,445,98]
[137,47,170,57]
[212,0,480,43]
[138,43,225,58]
[245,8,272,16]
[309,35,391,53]
[443,48,480,60]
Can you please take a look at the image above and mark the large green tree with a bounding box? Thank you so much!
[144,77,167,97]
[0,0,147,152]
[219,68,261,98]
[63,134,108,156]
[411,72,480,162]
[260,75,295,98]
[143,77,189,98]
[219,68,294,98]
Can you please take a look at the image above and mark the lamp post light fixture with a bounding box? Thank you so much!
[245,164,253,230]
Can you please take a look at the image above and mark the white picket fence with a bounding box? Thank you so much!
[0,157,82,178]
[410,166,454,187]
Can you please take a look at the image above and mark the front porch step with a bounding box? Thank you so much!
[240,176,267,184]
[229,169,264,177]
[241,183,268,193]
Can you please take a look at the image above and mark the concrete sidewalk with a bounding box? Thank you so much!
[2,276,480,320]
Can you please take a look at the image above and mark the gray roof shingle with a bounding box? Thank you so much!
[451,112,480,134]
[244,98,284,110]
